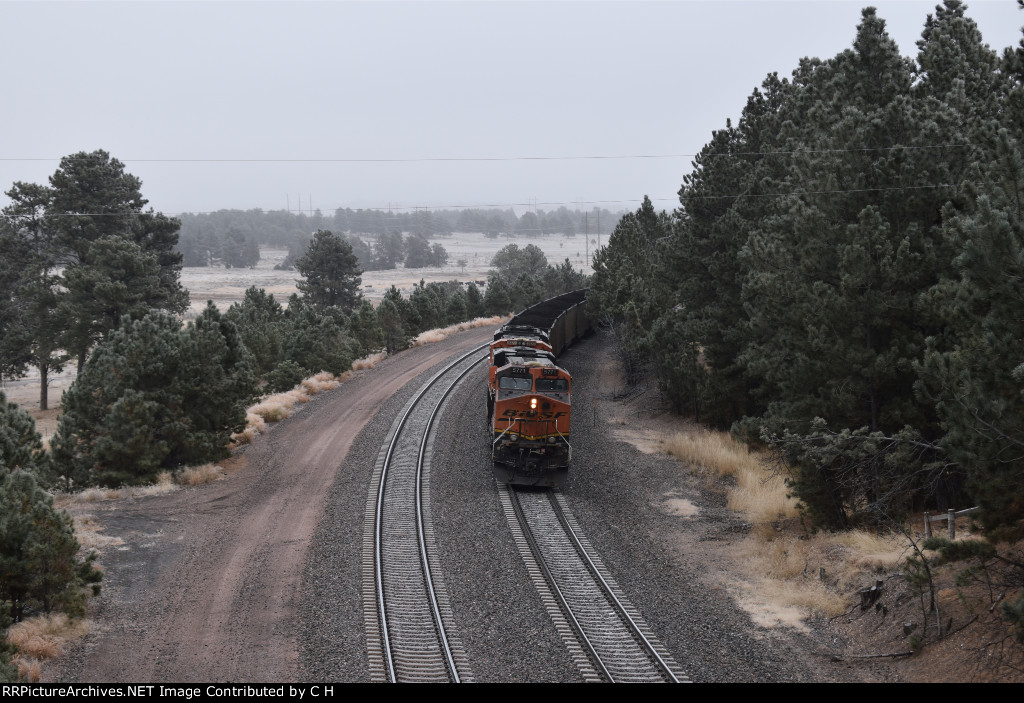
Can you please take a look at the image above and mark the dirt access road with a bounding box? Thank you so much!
[45,327,494,683]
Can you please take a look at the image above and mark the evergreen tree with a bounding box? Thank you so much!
[404,234,434,268]
[0,467,101,620]
[2,184,70,408]
[445,289,467,325]
[483,276,512,315]
[225,287,287,378]
[590,197,673,388]
[285,307,355,376]
[51,311,256,487]
[489,243,548,283]
[57,236,167,367]
[295,230,362,312]
[917,195,1024,536]
[349,300,385,357]
[377,297,408,353]
[0,392,50,478]
[0,152,189,378]
[465,283,485,318]
[175,303,257,466]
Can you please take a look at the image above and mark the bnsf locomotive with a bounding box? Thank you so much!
[488,290,590,487]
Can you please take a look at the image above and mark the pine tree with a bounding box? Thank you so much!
[295,230,362,312]
[737,8,977,524]
[45,150,188,370]
[225,287,287,378]
[349,300,385,357]
[465,283,484,319]
[445,289,467,325]
[0,392,50,478]
[51,310,256,487]
[0,468,101,620]
[483,276,512,316]
[285,307,355,376]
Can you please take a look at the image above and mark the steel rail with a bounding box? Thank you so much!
[549,491,682,683]
[373,344,488,683]
[507,487,614,682]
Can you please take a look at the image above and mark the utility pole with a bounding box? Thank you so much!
[584,212,589,264]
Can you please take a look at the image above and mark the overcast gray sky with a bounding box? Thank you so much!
[3,0,1022,217]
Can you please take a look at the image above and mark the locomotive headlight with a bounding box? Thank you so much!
[530,398,537,410]
[510,433,518,441]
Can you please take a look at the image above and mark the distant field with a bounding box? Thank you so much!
[2,232,597,419]
[182,232,597,316]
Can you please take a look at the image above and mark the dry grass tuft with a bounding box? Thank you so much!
[131,471,178,497]
[15,656,41,683]
[663,430,755,478]
[415,329,447,345]
[411,315,508,347]
[300,371,342,393]
[249,398,293,423]
[352,351,388,371]
[246,412,267,434]
[663,429,798,523]
[176,463,222,486]
[8,613,90,680]
[76,487,122,502]
[235,369,352,446]
[661,427,905,620]
[230,425,258,445]
[72,513,125,551]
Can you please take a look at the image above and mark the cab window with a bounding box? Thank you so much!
[536,378,569,392]
[498,376,532,391]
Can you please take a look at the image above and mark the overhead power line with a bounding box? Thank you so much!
[0,144,971,165]
[20,180,978,218]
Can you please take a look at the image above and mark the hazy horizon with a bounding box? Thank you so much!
[4,0,1023,217]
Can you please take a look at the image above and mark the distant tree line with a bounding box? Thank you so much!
[175,205,623,268]
[274,229,449,273]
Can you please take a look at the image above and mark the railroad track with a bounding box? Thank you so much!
[362,345,488,683]
[499,485,689,683]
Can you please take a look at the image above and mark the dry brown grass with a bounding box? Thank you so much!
[352,351,388,371]
[8,614,89,682]
[235,369,353,445]
[75,487,123,503]
[70,513,125,551]
[663,427,904,619]
[410,316,507,347]
[176,463,223,486]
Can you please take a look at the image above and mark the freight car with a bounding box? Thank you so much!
[488,289,590,487]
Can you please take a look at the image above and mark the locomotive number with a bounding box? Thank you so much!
[502,410,567,419]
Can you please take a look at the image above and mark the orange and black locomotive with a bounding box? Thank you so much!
[487,290,589,487]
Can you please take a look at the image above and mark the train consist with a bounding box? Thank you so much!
[487,290,590,487]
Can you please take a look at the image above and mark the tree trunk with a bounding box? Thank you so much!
[39,361,48,411]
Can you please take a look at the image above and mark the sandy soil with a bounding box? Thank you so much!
[42,327,495,683]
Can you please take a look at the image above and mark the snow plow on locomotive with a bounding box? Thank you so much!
[488,290,590,487]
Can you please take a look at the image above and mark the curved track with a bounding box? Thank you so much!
[500,484,689,683]
[362,345,488,683]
